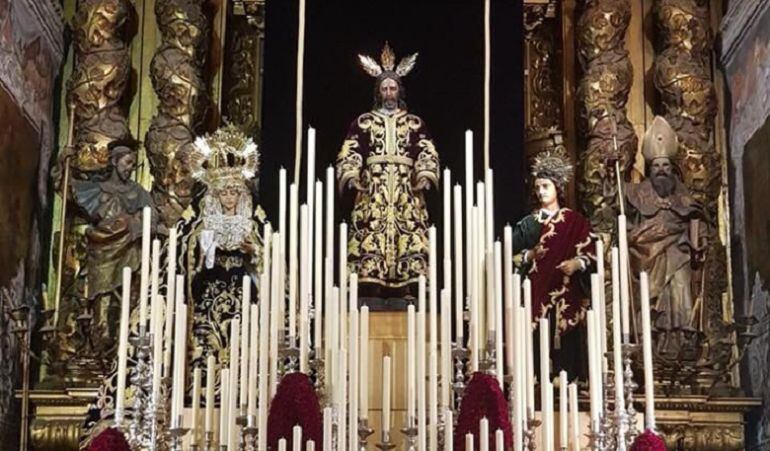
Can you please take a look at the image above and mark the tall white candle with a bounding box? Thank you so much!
[453,184,465,342]
[443,167,451,272]
[338,347,348,451]
[314,181,324,353]
[494,241,504,386]
[407,304,416,422]
[523,279,535,414]
[586,311,600,429]
[171,276,186,428]
[429,229,438,355]
[269,232,280,397]
[228,319,240,449]
[569,383,580,451]
[440,290,452,408]
[149,239,160,336]
[596,239,607,362]
[513,308,523,451]
[324,284,338,393]
[164,227,177,376]
[559,371,568,448]
[469,206,479,371]
[444,409,454,451]
[382,355,392,433]
[192,367,202,440]
[476,183,487,342]
[205,355,215,433]
[323,407,332,451]
[417,292,427,451]
[539,318,551,451]
[306,128,316,348]
[618,215,631,339]
[348,280,359,451]
[485,169,494,251]
[219,369,230,446]
[546,382,555,451]
[480,417,489,451]
[279,166,287,268]
[504,227,514,375]
[115,267,131,424]
[611,249,626,417]
[248,304,259,421]
[590,274,607,375]
[640,272,655,430]
[429,351,438,451]
[139,206,151,328]
[359,306,369,418]
[299,205,310,371]
[289,184,299,342]
[339,224,348,357]
[325,166,334,271]
[258,273,270,451]
[240,276,250,409]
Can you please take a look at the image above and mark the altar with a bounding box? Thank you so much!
[8,0,761,451]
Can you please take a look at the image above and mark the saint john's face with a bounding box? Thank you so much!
[379,78,399,110]
[534,178,558,207]
[114,152,137,181]
[218,187,240,213]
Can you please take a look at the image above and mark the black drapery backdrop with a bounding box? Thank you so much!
[261,0,524,241]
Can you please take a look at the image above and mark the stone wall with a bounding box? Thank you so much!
[720,0,770,448]
[0,0,63,445]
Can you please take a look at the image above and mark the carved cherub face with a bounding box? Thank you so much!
[379,78,400,110]
[534,177,559,209]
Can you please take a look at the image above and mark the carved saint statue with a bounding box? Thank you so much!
[625,116,707,356]
[336,43,439,299]
[186,125,264,375]
[511,149,595,378]
[70,139,156,350]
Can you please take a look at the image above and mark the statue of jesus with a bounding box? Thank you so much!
[336,43,439,299]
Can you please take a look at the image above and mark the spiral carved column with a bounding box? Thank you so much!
[65,0,133,172]
[145,0,209,227]
[576,0,637,236]
[654,0,732,388]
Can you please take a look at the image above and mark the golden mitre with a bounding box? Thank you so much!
[190,124,260,191]
[642,116,679,162]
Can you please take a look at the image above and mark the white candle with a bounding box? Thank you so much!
[139,206,151,328]
[429,351,438,451]
[611,249,626,417]
[494,241,504,386]
[618,215,631,338]
[569,383,580,451]
[269,232,280,397]
[338,347,348,451]
[407,304,416,422]
[453,184,465,342]
[219,369,230,446]
[258,273,270,451]
[348,280,359,451]
[293,425,302,451]
[586,311,600,429]
[149,239,160,336]
[289,184,299,342]
[279,438,287,451]
[115,267,131,424]
[596,239,607,363]
[469,207,479,372]
[169,277,184,427]
[307,440,315,451]
[429,229,438,356]
[539,318,550,451]
[325,166,334,271]
[480,417,489,451]
[443,168,452,292]
[163,227,177,376]
[359,306,369,418]
[314,181,324,353]
[444,409,454,451]
[248,304,259,420]
[440,290,452,408]
[240,276,250,409]
[228,319,240,449]
[559,371,568,448]
[299,205,310,371]
[495,428,504,451]
[382,355,392,433]
[323,407,332,451]
[546,381,555,451]
[192,367,202,439]
[465,433,474,451]
[279,168,287,275]
[590,274,607,375]
[640,272,655,430]
[523,279,534,414]
[324,284,338,393]
[504,228,514,375]
[205,355,215,433]
[417,288,427,451]
[485,169,494,251]
[513,308,523,451]
[339,224,348,358]
[306,128,316,349]
[476,183,487,342]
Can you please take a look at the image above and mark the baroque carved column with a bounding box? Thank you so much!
[65,0,132,172]
[654,0,733,390]
[145,0,209,226]
[576,0,636,236]
[524,1,565,182]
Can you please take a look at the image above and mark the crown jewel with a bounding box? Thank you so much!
[191,124,260,190]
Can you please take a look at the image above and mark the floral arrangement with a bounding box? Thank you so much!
[454,372,512,451]
[88,427,130,451]
[267,373,323,451]
[631,429,667,451]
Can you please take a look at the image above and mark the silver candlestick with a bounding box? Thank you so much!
[479,338,497,375]
[203,430,215,451]
[169,418,190,451]
[524,408,541,451]
[586,419,607,451]
[621,343,640,442]
[128,329,153,449]
[400,417,418,451]
[358,418,374,451]
[376,429,396,451]
[452,344,469,408]
[241,415,258,451]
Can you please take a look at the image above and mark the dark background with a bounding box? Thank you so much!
[261,0,525,241]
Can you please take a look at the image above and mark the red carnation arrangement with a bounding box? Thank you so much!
[88,427,130,451]
[631,429,667,451]
[454,372,512,451]
[267,373,323,451]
